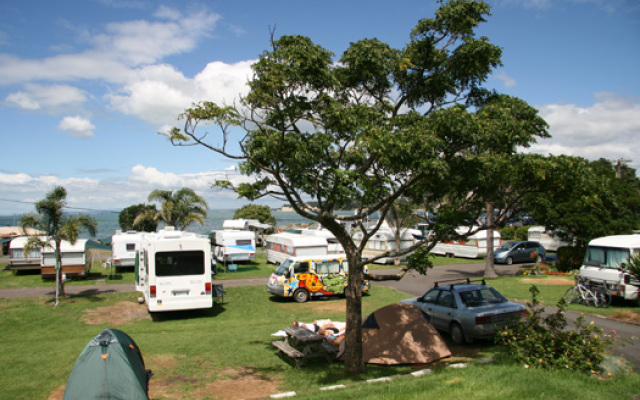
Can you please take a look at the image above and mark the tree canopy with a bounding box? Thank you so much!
[141,188,208,231]
[169,0,551,372]
[233,204,276,227]
[119,203,158,232]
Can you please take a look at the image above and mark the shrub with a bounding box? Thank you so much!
[556,246,586,272]
[497,285,614,375]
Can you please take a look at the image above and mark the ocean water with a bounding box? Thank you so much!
[0,210,311,240]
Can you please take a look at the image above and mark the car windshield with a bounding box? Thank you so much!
[498,242,518,251]
[459,288,507,307]
[274,259,293,276]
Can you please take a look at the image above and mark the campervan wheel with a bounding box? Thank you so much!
[293,289,310,303]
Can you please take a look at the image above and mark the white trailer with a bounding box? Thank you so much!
[110,230,144,269]
[430,228,501,259]
[527,226,567,252]
[210,230,256,263]
[7,236,43,270]
[136,227,212,312]
[41,239,91,278]
[265,232,329,264]
[352,228,419,264]
[579,235,640,302]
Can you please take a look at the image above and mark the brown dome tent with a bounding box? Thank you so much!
[361,303,451,365]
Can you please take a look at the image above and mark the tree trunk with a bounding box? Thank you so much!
[484,202,498,279]
[343,256,365,373]
[55,242,62,306]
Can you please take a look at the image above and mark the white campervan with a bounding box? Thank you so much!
[136,227,212,312]
[579,235,640,301]
[430,228,501,259]
[210,230,256,263]
[265,232,329,264]
[111,230,144,269]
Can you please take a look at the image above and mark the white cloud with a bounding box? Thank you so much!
[58,116,96,138]
[0,7,220,86]
[5,92,40,109]
[5,84,88,112]
[107,60,254,129]
[495,71,516,88]
[528,93,640,169]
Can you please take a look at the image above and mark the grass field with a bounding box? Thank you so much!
[1,254,639,399]
[0,284,638,400]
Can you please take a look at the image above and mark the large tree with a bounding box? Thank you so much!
[527,156,640,246]
[119,203,158,232]
[169,0,549,372]
[233,204,277,227]
[141,188,208,231]
[20,186,97,306]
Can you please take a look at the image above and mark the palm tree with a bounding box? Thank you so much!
[20,186,97,306]
[142,188,208,230]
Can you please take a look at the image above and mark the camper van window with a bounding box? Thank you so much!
[155,250,205,277]
[126,243,136,251]
[316,260,340,274]
[294,262,309,274]
[236,239,252,246]
[585,246,630,269]
[274,259,292,276]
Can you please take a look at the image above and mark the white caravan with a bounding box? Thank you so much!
[265,232,329,264]
[430,228,501,259]
[40,239,91,278]
[136,227,212,312]
[110,230,144,269]
[352,228,419,264]
[579,235,640,302]
[527,226,568,252]
[210,230,256,263]
[8,236,43,271]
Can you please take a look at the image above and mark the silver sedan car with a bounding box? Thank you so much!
[401,281,527,344]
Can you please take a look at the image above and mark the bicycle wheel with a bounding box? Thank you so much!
[562,287,580,304]
[583,289,598,307]
[593,286,611,308]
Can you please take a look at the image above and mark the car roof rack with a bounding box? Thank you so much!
[433,278,486,288]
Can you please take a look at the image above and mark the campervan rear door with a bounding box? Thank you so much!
[147,239,212,312]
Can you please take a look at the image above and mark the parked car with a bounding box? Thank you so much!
[494,240,546,264]
[401,280,527,344]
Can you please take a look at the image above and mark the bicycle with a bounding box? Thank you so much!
[562,277,610,308]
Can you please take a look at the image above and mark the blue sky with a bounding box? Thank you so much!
[1,0,639,215]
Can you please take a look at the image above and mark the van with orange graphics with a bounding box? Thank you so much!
[267,254,369,302]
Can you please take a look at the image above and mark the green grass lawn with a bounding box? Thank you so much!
[0,284,638,400]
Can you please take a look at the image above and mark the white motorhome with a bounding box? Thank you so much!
[527,226,568,252]
[210,230,256,263]
[7,236,43,271]
[135,227,212,312]
[430,228,501,259]
[352,228,419,264]
[579,235,640,302]
[265,232,329,264]
[110,230,144,269]
[40,239,92,278]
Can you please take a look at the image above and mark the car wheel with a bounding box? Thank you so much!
[506,257,513,265]
[450,323,467,345]
[293,289,310,303]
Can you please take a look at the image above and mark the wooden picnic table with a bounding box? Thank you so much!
[272,326,335,367]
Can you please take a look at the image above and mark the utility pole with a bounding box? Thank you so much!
[615,158,632,179]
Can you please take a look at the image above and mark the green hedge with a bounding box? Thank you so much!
[556,246,586,272]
